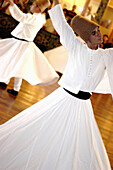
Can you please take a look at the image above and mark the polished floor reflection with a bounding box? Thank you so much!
[0,78,113,169]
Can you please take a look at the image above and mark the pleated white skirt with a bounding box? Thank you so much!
[0,38,59,85]
[0,87,111,170]
[44,45,68,74]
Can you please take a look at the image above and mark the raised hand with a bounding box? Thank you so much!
[53,0,59,6]
[4,0,14,6]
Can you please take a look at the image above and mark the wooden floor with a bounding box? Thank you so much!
[0,77,113,169]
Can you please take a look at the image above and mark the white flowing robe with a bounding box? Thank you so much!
[0,4,59,85]
[49,5,113,96]
[44,45,68,73]
[0,4,112,170]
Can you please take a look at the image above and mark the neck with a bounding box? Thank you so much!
[87,41,98,50]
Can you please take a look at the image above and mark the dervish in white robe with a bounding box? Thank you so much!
[0,4,112,170]
[0,4,59,91]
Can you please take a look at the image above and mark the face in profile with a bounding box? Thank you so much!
[89,26,102,45]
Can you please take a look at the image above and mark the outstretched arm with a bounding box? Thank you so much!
[4,0,37,24]
[49,0,75,50]
[49,0,82,56]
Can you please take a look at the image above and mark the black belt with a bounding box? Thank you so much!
[12,36,29,42]
[63,88,91,100]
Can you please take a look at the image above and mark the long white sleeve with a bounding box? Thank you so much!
[9,4,46,41]
[9,4,39,24]
[103,48,113,97]
[49,4,81,51]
